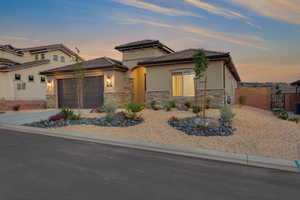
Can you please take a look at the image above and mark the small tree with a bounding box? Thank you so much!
[73,48,85,114]
[193,49,208,118]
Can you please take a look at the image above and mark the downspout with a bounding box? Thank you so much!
[223,62,226,104]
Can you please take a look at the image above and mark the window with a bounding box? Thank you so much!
[15,74,21,81]
[172,71,195,97]
[41,54,45,60]
[41,76,46,83]
[35,54,39,60]
[17,82,26,90]
[60,56,65,63]
[28,75,34,82]
[53,55,58,61]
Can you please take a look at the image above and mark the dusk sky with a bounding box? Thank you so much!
[0,0,299,82]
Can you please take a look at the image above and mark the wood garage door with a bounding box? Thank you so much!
[58,76,104,109]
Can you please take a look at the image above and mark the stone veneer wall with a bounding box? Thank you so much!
[46,94,57,108]
[146,89,225,108]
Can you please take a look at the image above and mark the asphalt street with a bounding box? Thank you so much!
[0,128,299,200]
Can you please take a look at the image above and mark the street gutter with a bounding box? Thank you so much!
[0,124,299,173]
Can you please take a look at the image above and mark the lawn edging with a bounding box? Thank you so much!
[0,123,299,173]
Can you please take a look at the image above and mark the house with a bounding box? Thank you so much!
[0,44,81,109]
[41,39,240,109]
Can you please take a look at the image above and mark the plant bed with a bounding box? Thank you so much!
[24,112,143,129]
[168,116,235,136]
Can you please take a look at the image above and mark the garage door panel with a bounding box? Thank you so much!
[58,76,104,109]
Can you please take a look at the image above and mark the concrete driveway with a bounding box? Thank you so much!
[0,109,59,125]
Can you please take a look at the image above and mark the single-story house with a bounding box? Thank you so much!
[0,44,81,109]
[41,39,241,108]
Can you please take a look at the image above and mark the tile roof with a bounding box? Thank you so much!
[0,44,23,56]
[21,44,83,60]
[115,39,174,53]
[139,48,241,81]
[0,59,50,72]
[40,57,128,75]
[0,58,20,66]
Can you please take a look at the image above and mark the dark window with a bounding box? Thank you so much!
[15,74,21,81]
[17,83,21,90]
[28,75,34,82]
[41,76,46,83]
[22,82,26,90]
[60,56,65,63]
[41,54,45,60]
[35,54,39,60]
[53,55,58,61]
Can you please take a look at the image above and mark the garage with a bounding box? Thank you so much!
[58,76,104,109]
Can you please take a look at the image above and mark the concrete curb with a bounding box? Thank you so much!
[0,124,299,173]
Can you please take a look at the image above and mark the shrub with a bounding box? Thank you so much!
[277,111,289,120]
[288,117,300,124]
[168,100,176,108]
[149,100,158,110]
[239,95,246,106]
[124,103,144,119]
[165,104,172,112]
[102,103,117,121]
[12,105,20,111]
[184,101,192,109]
[49,112,68,121]
[61,108,80,120]
[220,104,235,124]
[205,99,211,109]
[192,106,201,116]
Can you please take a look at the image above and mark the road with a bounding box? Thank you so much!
[0,128,299,200]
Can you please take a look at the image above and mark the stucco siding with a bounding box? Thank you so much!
[224,66,238,103]
[146,61,224,92]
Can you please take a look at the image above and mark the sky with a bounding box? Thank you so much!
[0,0,299,82]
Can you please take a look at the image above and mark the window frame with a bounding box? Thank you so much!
[41,54,45,60]
[28,75,34,82]
[35,54,39,60]
[171,69,195,97]
[40,76,46,83]
[15,74,21,81]
[60,56,65,63]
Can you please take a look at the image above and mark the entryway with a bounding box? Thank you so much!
[131,67,147,104]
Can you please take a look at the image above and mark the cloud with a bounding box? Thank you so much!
[184,0,249,20]
[229,0,300,25]
[125,18,268,50]
[111,0,203,18]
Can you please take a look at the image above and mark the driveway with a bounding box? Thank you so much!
[0,128,299,200]
[0,109,59,125]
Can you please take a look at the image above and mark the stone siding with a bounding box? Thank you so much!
[46,94,57,108]
[146,89,225,108]
[104,92,130,107]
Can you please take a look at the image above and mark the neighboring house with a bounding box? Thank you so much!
[0,44,81,109]
[41,39,240,109]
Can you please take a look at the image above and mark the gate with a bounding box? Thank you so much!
[271,94,285,109]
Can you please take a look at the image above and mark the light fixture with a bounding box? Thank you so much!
[106,75,113,87]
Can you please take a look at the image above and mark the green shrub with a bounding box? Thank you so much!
[61,108,80,120]
[184,101,192,109]
[192,106,201,116]
[220,104,235,124]
[149,100,158,110]
[12,105,20,111]
[102,103,117,121]
[124,103,144,119]
[205,99,211,109]
[165,104,172,112]
[278,111,289,120]
[168,101,176,108]
[288,117,300,123]
[239,95,246,106]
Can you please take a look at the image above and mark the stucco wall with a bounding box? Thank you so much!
[224,66,238,104]
[0,50,24,63]
[146,61,224,93]
[0,50,77,100]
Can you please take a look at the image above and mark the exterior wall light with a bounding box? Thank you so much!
[106,75,113,87]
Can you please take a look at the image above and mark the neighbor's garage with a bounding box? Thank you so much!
[58,76,104,108]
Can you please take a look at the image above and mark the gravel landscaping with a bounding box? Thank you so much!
[50,106,300,160]
[168,117,235,136]
[24,111,143,128]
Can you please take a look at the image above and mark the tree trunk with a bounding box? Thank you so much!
[203,75,207,119]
